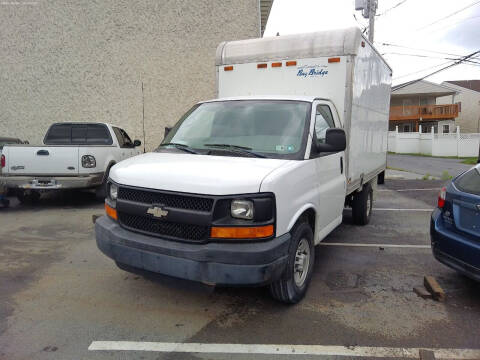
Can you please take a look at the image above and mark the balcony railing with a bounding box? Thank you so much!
[389,104,459,121]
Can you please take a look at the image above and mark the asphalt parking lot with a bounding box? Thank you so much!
[1,180,480,360]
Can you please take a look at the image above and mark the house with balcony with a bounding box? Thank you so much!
[389,80,459,133]
[437,80,480,133]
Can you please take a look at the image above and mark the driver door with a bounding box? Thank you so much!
[310,100,346,241]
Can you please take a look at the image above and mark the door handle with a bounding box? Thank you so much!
[36,150,49,156]
[340,156,343,174]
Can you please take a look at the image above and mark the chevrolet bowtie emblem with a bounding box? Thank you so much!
[147,206,168,218]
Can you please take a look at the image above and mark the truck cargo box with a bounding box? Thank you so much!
[215,27,392,194]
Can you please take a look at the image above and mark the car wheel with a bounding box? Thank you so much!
[352,183,373,225]
[269,221,315,304]
[96,166,113,200]
[16,189,41,204]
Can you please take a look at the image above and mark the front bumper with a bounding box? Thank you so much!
[0,173,104,190]
[430,208,480,282]
[95,216,291,286]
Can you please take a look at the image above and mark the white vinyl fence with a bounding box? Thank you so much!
[388,126,480,157]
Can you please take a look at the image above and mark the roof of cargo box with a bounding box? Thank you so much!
[216,27,385,66]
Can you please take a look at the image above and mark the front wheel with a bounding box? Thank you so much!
[269,222,315,304]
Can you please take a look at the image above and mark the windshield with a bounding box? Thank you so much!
[160,100,311,159]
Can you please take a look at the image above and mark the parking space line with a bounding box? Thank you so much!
[378,188,439,192]
[88,341,480,359]
[373,208,433,211]
[319,242,430,249]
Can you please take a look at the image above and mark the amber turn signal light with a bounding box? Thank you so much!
[105,203,118,221]
[224,66,234,71]
[286,60,297,66]
[328,57,341,63]
[211,225,274,239]
[257,63,267,69]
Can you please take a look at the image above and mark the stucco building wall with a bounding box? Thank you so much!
[437,83,480,133]
[0,0,262,149]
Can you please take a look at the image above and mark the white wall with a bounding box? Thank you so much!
[388,127,480,157]
[438,83,480,133]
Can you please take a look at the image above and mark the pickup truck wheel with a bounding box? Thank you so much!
[269,222,315,304]
[352,183,373,225]
[16,189,41,204]
[96,167,113,200]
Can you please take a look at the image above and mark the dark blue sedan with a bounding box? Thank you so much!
[431,164,480,281]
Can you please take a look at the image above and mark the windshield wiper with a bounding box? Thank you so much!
[158,142,199,154]
[203,143,266,158]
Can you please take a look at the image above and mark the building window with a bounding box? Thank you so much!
[403,124,410,132]
[443,125,450,133]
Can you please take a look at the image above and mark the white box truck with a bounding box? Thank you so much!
[95,27,392,303]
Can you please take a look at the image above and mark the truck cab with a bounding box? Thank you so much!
[95,28,391,303]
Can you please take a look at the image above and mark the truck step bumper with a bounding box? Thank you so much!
[0,173,104,189]
[95,216,291,286]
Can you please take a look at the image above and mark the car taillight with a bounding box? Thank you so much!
[438,187,447,208]
[1,154,5,168]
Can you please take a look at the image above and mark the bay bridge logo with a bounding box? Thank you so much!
[297,65,328,78]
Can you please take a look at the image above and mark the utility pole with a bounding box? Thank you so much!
[368,0,377,43]
[355,0,377,42]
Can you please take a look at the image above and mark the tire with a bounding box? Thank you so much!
[352,183,373,225]
[377,171,385,185]
[269,221,315,304]
[96,166,113,200]
[16,189,41,204]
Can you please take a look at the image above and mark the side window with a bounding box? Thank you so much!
[120,128,133,147]
[113,127,125,147]
[86,125,112,145]
[315,105,334,143]
[44,124,72,144]
[113,127,133,148]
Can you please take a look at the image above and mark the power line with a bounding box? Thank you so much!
[376,0,407,17]
[382,52,480,64]
[352,14,367,33]
[382,52,452,60]
[416,1,480,30]
[419,15,480,36]
[379,42,480,61]
[393,60,455,80]
[393,50,480,89]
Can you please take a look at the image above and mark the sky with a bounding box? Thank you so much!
[264,0,480,86]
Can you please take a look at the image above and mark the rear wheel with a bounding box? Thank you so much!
[377,171,385,185]
[352,183,373,225]
[269,221,315,304]
[16,189,41,204]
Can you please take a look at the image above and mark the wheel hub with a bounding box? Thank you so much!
[294,238,310,287]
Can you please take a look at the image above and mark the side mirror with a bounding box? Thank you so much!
[133,139,141,147]
[316,128,346,153]
[164,127,172,138]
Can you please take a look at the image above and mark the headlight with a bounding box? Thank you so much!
[81,155,96,168]
[231,200,254,220]
[109,183,118,201]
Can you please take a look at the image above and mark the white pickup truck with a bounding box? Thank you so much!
[95,28,392,303]
[0,122,142,202]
